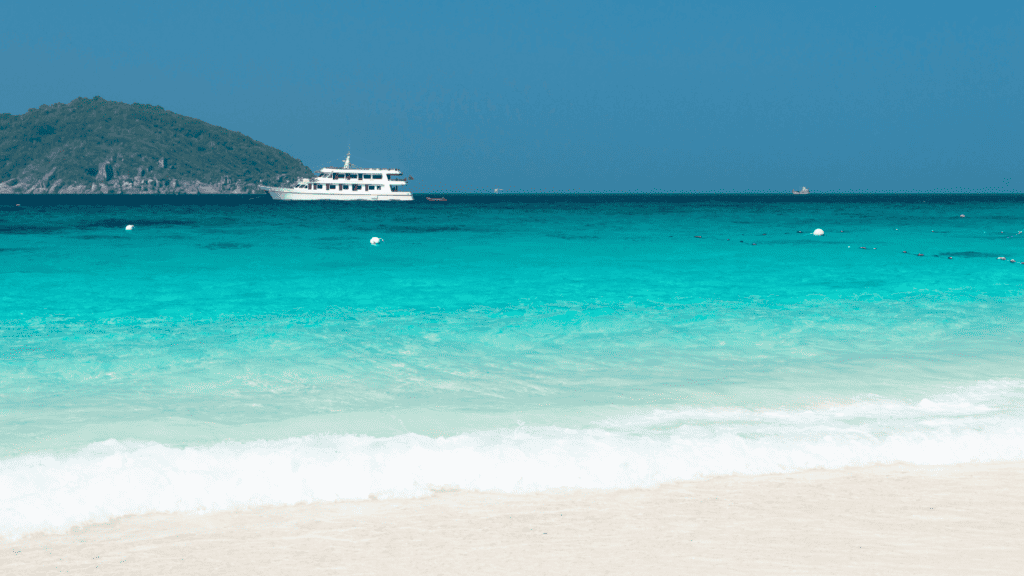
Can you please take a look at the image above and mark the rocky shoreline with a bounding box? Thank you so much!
[0,170,262,195]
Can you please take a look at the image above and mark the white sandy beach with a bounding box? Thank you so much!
[4,461,1022,575]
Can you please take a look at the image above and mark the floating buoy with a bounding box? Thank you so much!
[370,237,382,245]
[960,214,965,218]
[125,225,134,231]
[813,229,824,236]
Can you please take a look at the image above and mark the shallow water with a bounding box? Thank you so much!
[2,193,1023,537]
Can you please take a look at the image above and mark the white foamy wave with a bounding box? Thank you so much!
[2,382,1023,539]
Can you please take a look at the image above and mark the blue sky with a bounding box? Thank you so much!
[2,0,1021,192]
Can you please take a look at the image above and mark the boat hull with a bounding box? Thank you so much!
[260,186,413,201]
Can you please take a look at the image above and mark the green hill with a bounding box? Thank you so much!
[0,97,312,194]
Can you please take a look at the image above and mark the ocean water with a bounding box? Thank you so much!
[2,193,1023,539]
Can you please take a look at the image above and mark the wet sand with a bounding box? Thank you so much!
[4,461,1023,575]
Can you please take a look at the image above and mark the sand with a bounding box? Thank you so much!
[4,461,1023,575]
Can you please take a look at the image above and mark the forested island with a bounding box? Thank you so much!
[0,97,311,194]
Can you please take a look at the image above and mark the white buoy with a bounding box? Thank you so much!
[370,236,382,245]
[813,229,824,236]
[125,225,134,231]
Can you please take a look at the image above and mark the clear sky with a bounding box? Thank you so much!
[2,0,1021,192]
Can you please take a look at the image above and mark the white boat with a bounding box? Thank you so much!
[259,153,412,201]
[792,186,810,195]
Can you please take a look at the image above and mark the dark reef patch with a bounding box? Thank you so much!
[0,218,201,234]
[546,233,600,240]
[75,234,130,240]
[379,224,470,233]
[936,251,1002,259]
[0,224,51,234]
[82,218,199,229]
[203,242,254,250]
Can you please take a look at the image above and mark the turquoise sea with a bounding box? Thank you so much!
[2,194,1023,538]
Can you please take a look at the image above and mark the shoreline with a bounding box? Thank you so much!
[5,460,1023,575]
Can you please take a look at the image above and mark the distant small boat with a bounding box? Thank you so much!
[792,187,810,195]
[426,197,447,202]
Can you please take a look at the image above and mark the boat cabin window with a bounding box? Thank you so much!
[372,174,382,179]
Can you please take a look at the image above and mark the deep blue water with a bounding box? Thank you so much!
[2,193,1023,538]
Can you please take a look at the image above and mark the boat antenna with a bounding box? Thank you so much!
[343,150,351,170]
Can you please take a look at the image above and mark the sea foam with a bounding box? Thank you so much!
[2,381,1022,540]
